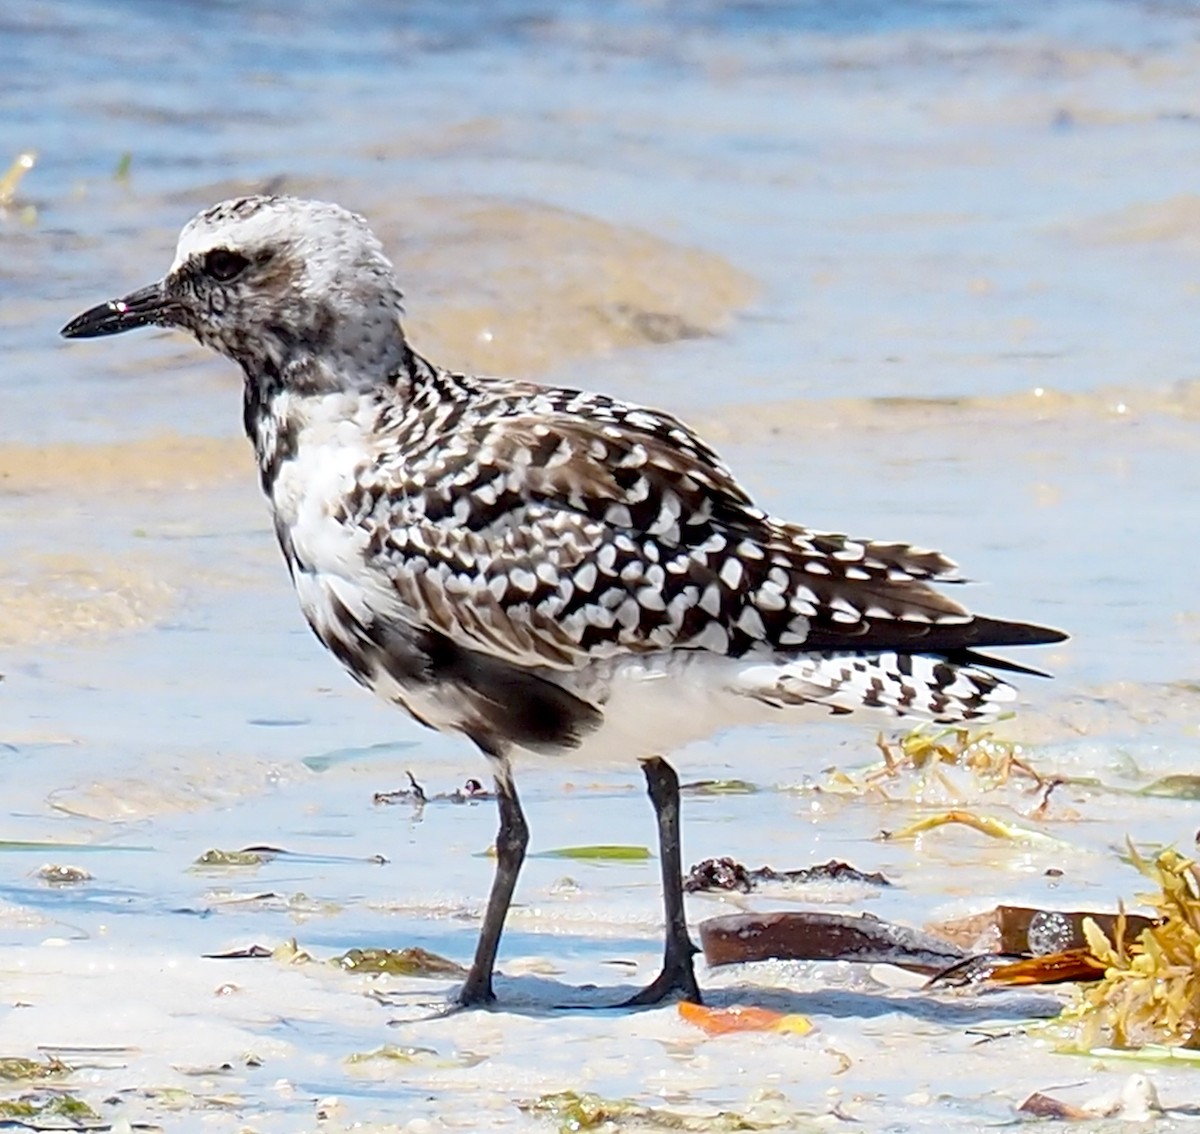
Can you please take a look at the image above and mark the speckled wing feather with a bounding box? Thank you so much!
[342,373,1045,676]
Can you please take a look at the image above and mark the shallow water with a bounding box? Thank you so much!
[3,1,1200,1130]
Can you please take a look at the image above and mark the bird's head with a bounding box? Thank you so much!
[61,195,408,388]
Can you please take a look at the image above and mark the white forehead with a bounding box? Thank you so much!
[169,195,381,272]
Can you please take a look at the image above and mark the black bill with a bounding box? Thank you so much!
[60,282,168,339]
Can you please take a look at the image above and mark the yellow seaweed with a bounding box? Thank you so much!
[345,1044,484,1070]
[1061,848,1200,1051]
[520,1088,805,1132]
[0,1093,98,1121]
[885,809,1062,845]
[0,151,35,207]
[192,847,272,868]
[829,725,1049,804]
[0,1057,70,1082]
[333,946,465,977]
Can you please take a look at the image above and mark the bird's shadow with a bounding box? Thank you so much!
[378,970,1062,1027]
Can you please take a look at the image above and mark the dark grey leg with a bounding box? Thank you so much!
[455,770,528,1007]
[622,756,702,1006]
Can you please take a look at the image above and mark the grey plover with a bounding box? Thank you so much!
[61,195,1067,1007]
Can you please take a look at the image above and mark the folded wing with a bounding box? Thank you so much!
[351,388,1066,674]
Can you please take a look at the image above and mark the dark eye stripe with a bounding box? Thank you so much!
[203,248,250,282]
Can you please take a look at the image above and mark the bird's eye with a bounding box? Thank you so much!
[202,248,250,282]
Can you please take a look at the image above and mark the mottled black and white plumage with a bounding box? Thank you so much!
[62,195,1067,1008]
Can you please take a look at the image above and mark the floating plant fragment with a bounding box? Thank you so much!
[192,847,278,868]
[883,809,1064,846]
[520,1090,636,1132]
[520,1089,807,1131]
[202,944,273,960]
[131,1084,244,1112]
[333,946,465,977]
[0,1057,70,1082]
[345,1044,485,1070]
[536,844,652,861]
[0,151,35,208]
[829,726,1045,795]
[272,938,315,965]
[0,1091,100,1123]
[885,724,1040,780]
[679,778,758,795]
[0,840,151,854]
[209,938,466,977]
[1140,774,1200,800]
[34,865,91,885]
[684,856,891,894]
[373,772,492,805]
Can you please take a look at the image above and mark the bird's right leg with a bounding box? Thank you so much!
[621,755,702,1006]
[454,764,528,1007]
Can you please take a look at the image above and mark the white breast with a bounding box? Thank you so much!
[268,391,392,626]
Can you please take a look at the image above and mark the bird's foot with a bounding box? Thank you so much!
[618,948,702,1008]
[445,970,496,1012]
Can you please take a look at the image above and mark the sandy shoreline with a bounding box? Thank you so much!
[6,1,1200,1127]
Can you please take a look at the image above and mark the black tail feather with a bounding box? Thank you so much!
[801,613,1069,657]
[961,615,1068,650]
[940,647,1055,679]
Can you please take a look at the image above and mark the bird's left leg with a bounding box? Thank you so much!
[622,755,702,1006]
[455,760,528,1007]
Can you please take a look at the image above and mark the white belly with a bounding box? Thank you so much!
[534,653,782,767]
